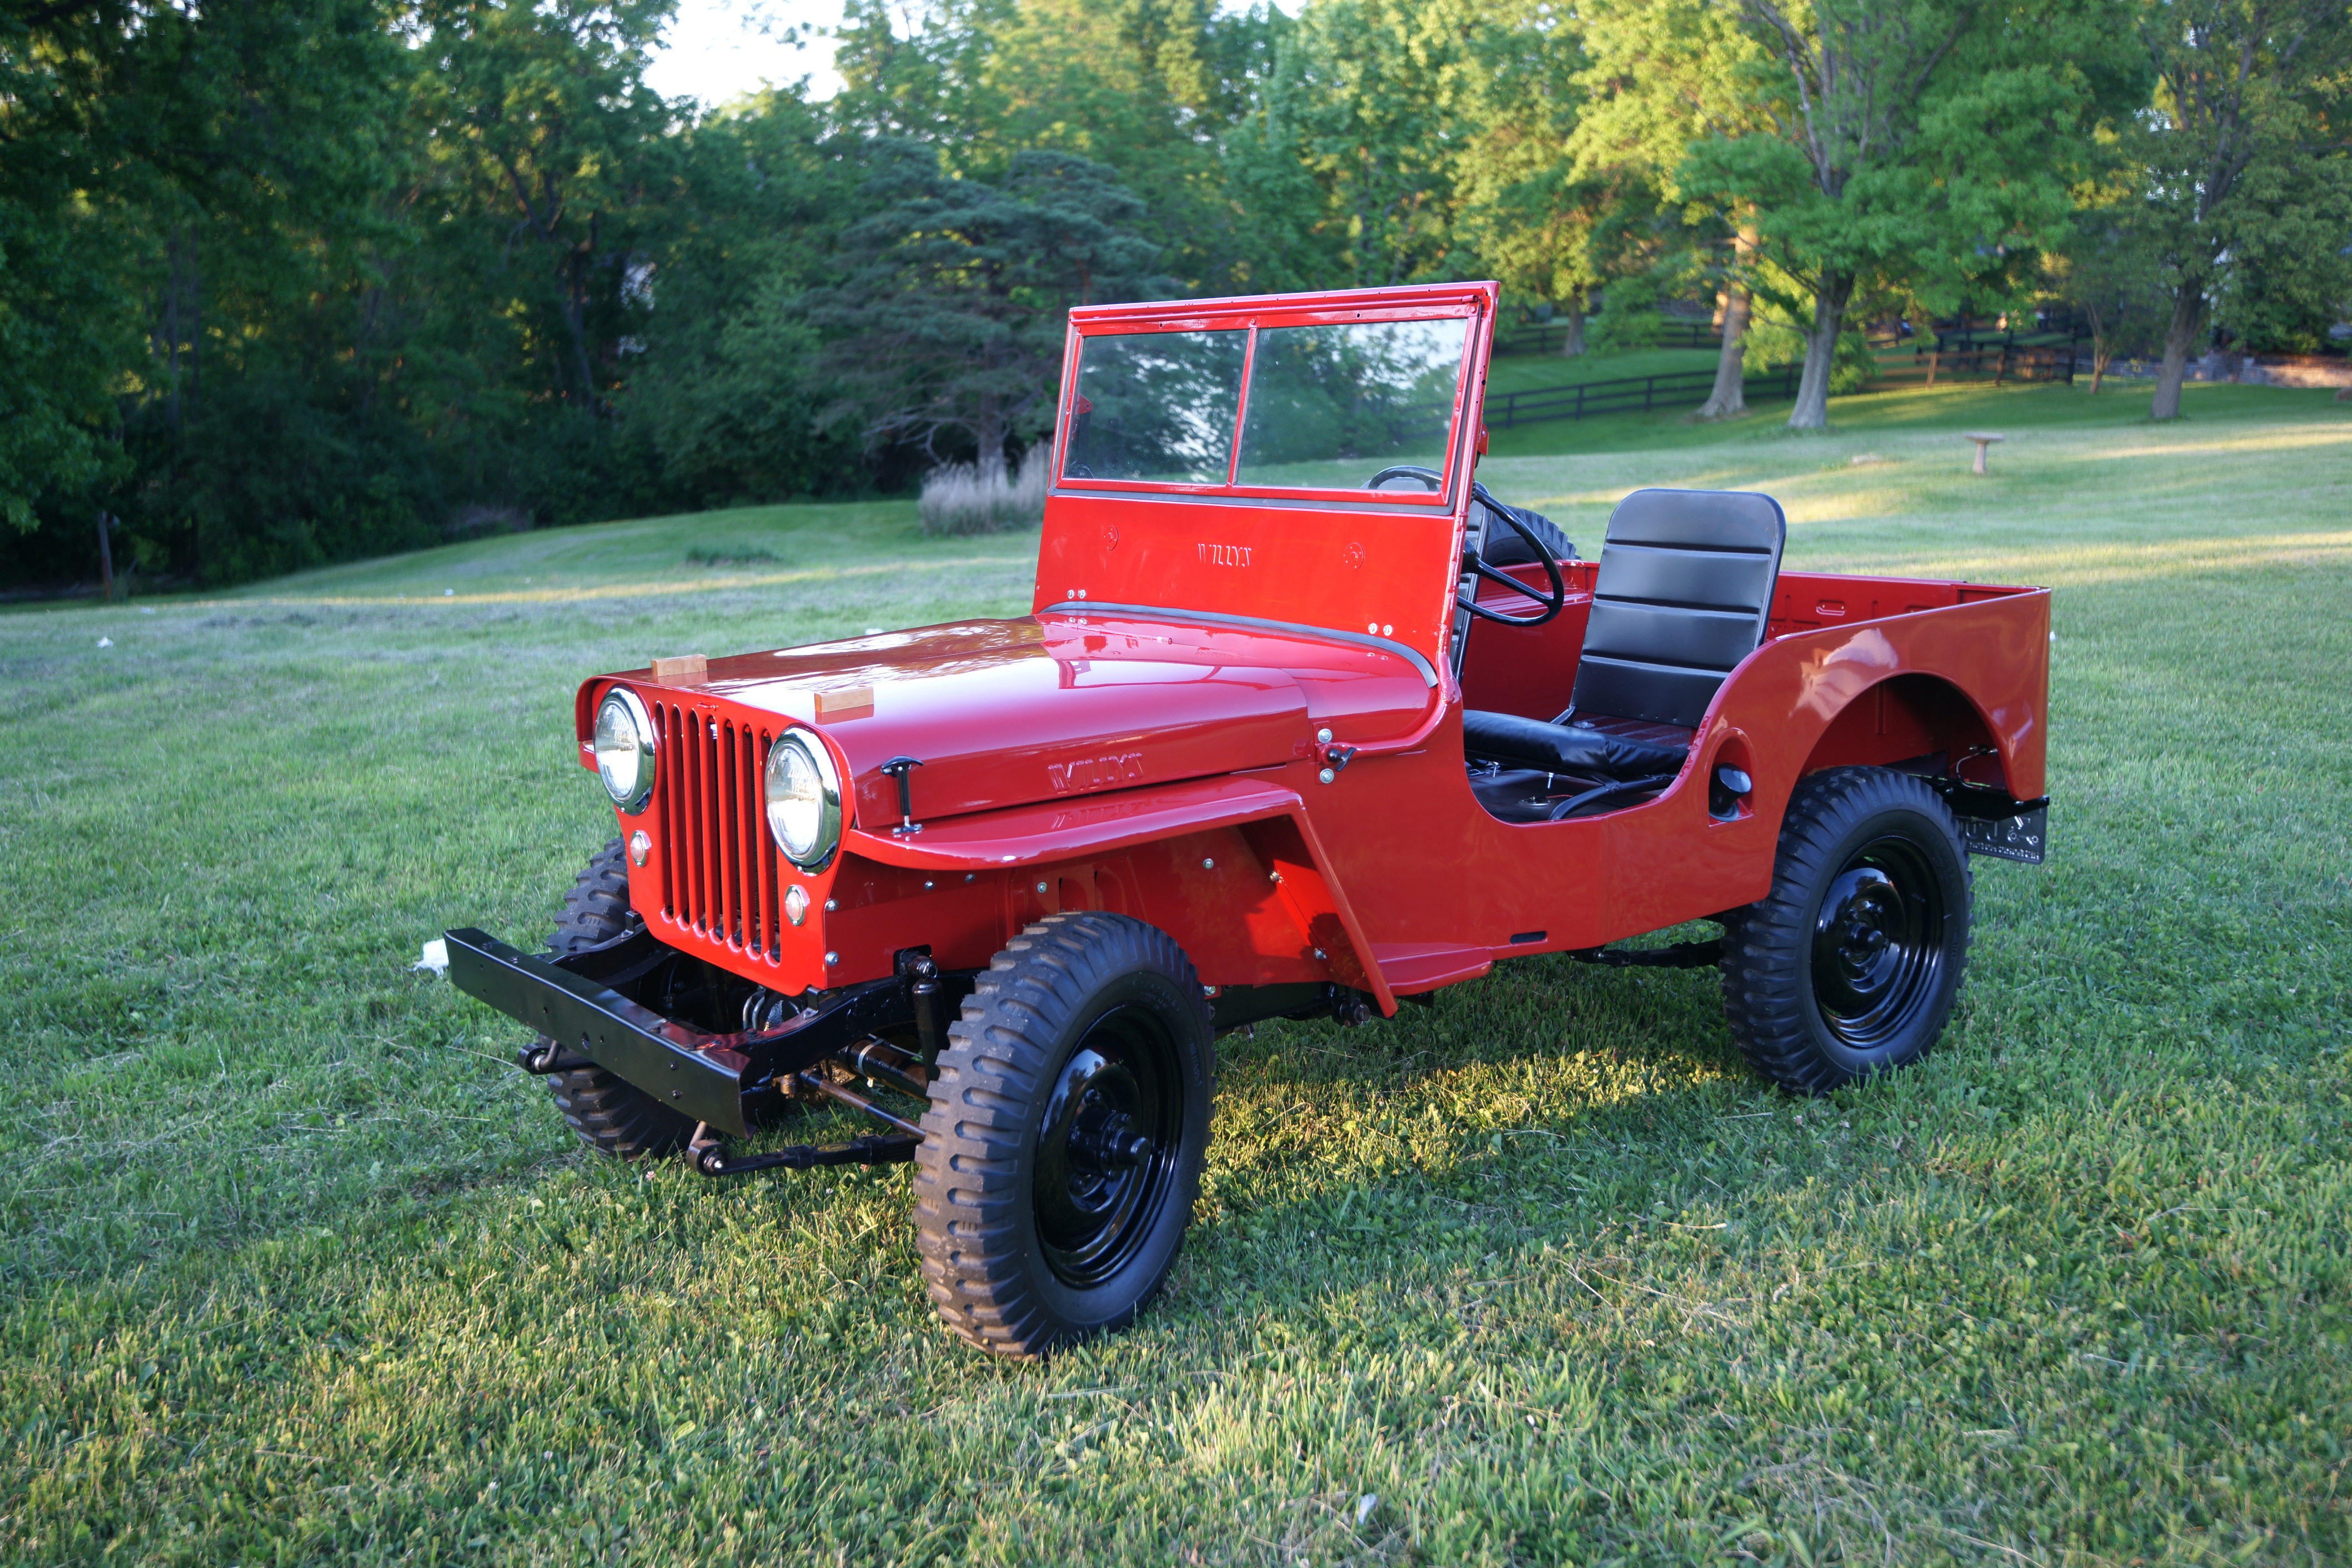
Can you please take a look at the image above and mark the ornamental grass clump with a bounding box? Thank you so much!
[918,446,1049,537]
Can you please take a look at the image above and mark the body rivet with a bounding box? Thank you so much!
[824,898,837,912]
[1202,858,1214,870]
[1316,727,1333,745]
[824,951,839,966]
[1319,768,1336,785]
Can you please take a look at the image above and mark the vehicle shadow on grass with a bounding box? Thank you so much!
[1170,949,1789,1321]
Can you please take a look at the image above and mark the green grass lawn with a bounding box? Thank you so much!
[4,383,2348,1564]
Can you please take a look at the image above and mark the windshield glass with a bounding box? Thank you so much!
[1060,312,1469,493]
[1063,329,1248,484]
[1234,319,1466,486]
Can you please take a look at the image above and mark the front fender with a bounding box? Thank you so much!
[844,773,1397,1015]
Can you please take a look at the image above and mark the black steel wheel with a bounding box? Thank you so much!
[913,912,1214,1359]
[539,839,694,1159]
[1720,768,1973,1094]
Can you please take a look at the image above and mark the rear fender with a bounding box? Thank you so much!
[1799,673,2004,786]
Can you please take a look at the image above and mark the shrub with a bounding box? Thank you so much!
[917,446,1048,537]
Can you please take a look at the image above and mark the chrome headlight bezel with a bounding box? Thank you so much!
[593,687,658,815]
[764,728,843,871]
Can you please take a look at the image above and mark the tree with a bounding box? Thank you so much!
[1246,0,1479,290]
[2051,209,2167,391]
[1677,0,2136,428]
[1572,0,1773,414]
[2124,0,2352,419]
[420,0,679,417]
[808,143,1165,485]
[619,91,869,505]
[1448,0,1618,357]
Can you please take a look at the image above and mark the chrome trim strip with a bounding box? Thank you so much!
[1041,602,1439,689]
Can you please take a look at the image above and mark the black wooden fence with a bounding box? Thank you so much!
[1469,313,2113,431]
[1493,317,1724,357]
[1479,363,1804,429]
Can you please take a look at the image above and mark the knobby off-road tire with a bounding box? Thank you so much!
[1721,767,1973,1095]
[913,912,1215,1360]
[539,839,694,1159]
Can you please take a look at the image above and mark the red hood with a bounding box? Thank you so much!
[602,614,1429,830]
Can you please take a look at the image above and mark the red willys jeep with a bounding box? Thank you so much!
[446,281,2050,1360]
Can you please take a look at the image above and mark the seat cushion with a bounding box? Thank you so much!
[1463,709,1688,779]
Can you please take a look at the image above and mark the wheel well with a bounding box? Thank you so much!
[1798,674,2003,789]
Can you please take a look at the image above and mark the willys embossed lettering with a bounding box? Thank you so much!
[1047,752,1145,794]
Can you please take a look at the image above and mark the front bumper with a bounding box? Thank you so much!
[442,926,919,1136]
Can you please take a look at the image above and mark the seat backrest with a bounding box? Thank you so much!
[1568,488,1786,729]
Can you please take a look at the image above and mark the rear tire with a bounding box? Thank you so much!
[1720,768,1972,1094]
[539,839,694,1159]
[913,913,1214,1360]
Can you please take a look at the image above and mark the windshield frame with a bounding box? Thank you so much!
[1052,285,1492,509]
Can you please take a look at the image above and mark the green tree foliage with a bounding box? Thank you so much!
[1449,0,1622,354]
[3,0,2346,590]
[808,143,1167,485]
[1572,0,1770,409]
[2122,0,2352,419]
[1669,0,2144,427]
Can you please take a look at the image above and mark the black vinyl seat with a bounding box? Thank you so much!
[1465,488,1786,791]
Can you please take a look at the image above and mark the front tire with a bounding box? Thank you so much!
[539,839,695,1159]
[1721,768,1973,1094]
[913,913,1215,1359]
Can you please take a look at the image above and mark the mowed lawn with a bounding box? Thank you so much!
[3,383,2348,1566]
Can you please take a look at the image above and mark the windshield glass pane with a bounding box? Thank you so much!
[1063,329,1248,484]
[1234,318,1466,488]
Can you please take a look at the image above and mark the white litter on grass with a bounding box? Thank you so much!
[97,637,114,648]
[139,607,156,614]
[414,938,449,975]
[443,588,455,597]
[864,627,884,634]
[1355,1493,1380,1526]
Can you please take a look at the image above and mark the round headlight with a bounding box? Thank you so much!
[593,688,657,814]
[764,730,842,870]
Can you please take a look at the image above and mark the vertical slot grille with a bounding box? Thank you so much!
[652,702,783,965]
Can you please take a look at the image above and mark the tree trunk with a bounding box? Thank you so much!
[1787,272,1854,430]
[1559,293,1586,357]
[1699,224,1757,419]
[1698,249,1756,420]
[1697,287,1750,418]
[975,397,1008,492]
[2150,287,2205,422]
[562,241,599,414]
[97,512,116,601]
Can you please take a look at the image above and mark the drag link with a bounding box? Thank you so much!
[793,1070,925,1138]
[685,1120,919,1177]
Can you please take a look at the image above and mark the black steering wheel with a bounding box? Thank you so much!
[1462,482,1568,625]
[1368,464,1444,493]
[1369,464,1567,627]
